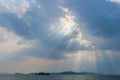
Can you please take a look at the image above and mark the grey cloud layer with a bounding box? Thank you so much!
[0,0,120,60]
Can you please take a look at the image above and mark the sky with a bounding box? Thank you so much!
[0,0,120,74]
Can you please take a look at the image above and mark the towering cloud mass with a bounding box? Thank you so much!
[0,0,120,74]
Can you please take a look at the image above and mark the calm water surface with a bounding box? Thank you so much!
[0,74,120,80]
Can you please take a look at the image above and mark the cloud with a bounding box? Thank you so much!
[50,6,95,51]
[0,27,37,53]
[53,6,76,36]
[0,0,119,58]
[0,0,67,60]
[108,0,120,3]
[64,0,120,51]
[0,0,120,74]
[0,0,30,18]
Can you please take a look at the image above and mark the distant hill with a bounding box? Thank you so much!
[25,71,102,75]
[50,71,101,75]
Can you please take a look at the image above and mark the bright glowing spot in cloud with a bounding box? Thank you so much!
[60,14,76,35]
[51,6,76,36]
[0,0,30,18]
[51,6,95,49]
[0,27,37,53]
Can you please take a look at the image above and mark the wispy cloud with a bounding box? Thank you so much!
[0,0,30,18]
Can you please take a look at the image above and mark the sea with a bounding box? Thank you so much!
[0,74,120,80]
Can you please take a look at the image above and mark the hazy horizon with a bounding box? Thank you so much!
[0,0,120,74]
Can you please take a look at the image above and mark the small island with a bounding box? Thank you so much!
[35,72,50,75]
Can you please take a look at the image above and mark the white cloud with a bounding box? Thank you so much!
[55,6,76,35]
[0,27,37,53]
[51,6,95,49]
[0,0,30,18]
[108,0,120,3]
